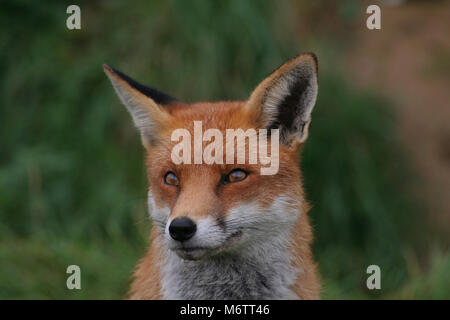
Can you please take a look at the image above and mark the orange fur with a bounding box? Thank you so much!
[105,53,321,300]
[127,101,320,299]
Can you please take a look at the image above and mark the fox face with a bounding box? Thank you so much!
[104,54,318,261]
[104,53,319,299]
[144,105,305,261]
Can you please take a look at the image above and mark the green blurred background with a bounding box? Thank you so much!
[0,0,449,299]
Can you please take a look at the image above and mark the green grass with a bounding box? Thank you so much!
[0,236,143,299]
[0,0,448,299]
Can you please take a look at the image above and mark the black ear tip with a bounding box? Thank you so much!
[302,52,318,73]
[103,64,116,74]
[103,64,178,105]
[304,52,318,62]
[103,63,120,74]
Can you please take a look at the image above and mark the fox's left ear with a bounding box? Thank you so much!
[103,64,176,148]
[245,53,318,145]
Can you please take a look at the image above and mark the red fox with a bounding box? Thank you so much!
[104,53,320,299]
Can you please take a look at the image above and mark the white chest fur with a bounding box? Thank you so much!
[150,194,302,299]
[160,237,299,299]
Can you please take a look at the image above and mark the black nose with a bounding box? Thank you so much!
[169,217,197,241]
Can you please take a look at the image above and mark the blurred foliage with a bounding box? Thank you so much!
[0,0,448,299]
[304,75,422,298]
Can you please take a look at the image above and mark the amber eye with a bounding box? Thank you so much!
[164,171,180,186]
[224,169,248,183]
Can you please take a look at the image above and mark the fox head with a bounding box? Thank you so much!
[104,53,318,260]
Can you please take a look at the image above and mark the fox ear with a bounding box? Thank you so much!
[103,64,176,147]
[245,53,318,145]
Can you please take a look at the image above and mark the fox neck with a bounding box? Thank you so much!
[160,229,299,300]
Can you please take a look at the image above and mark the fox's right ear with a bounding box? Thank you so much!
[103,64,175,147]
[245,53,318,146]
